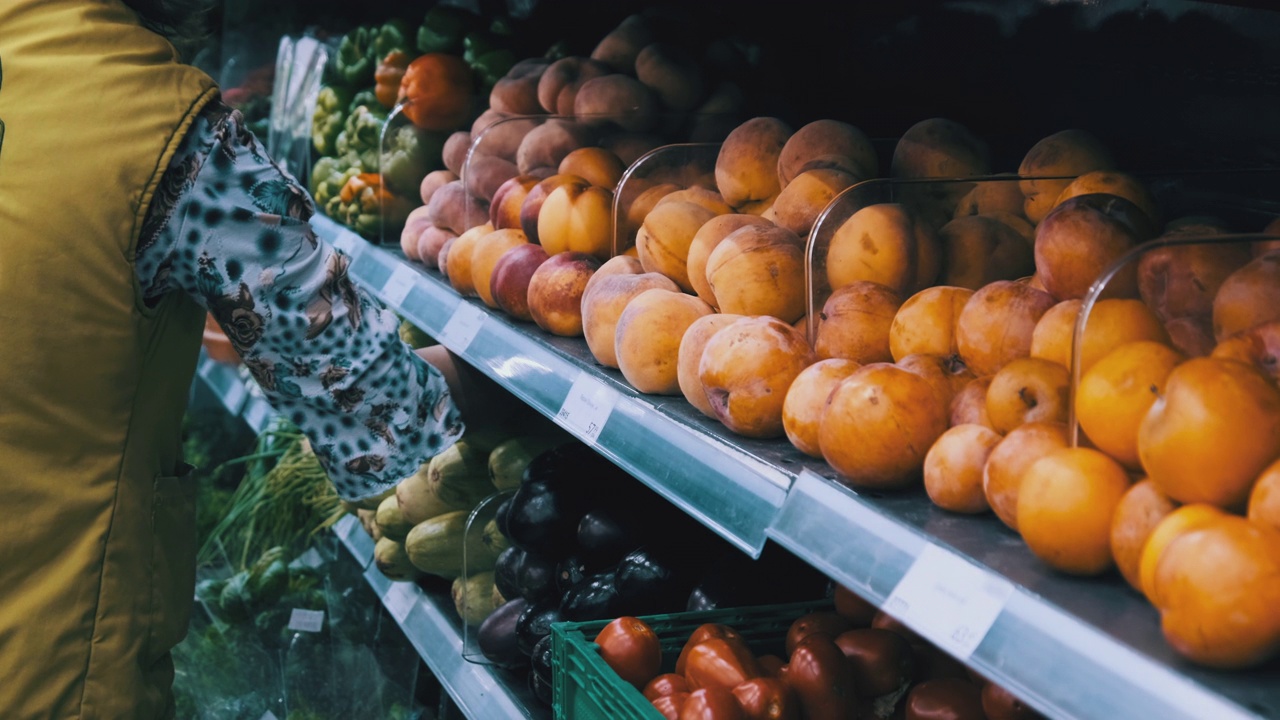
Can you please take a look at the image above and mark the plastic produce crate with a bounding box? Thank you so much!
[551,601,829,720]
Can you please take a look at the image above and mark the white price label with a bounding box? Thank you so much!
[383,581,418,624]
[555,372,619,443]
[382,264,417,306]
[883,544,1013,659]
[437,301,487,351]
[287,608,325,633]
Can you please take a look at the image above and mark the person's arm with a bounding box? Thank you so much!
[137,99,467,502]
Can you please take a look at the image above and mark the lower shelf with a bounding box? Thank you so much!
[333,515,546,720]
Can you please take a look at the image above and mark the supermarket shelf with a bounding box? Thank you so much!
[333,515,545,720]
[316,215,791,558]
[194,350,275,434]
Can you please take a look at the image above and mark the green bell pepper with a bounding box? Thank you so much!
[311,85,352,156]
[336,173,415,239]
[335,26,376,86]
[334,104,386,172]
[309,154,362,213]
[470,49,516,91]
[348,89,379,115]
[379,124,446,196]
[415,6,475,54]
[373,19,412,59]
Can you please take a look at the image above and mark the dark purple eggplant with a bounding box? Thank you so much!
[555,554,590,595]
[559,570,620,622]
[530,633,554,683]
[576,509,638,570]
[516,597,563,657]
[613,547,693,616]
[477,598,528,666]
[528,667,554,706]
[505,478,588,558]
[495,546,557,604]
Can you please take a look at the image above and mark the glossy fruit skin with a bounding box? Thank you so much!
[684,637,764,693]
[594,616,662,689]
[645,673,691,701]
[653,692,691,720]
[905,677,986,720]
[676,624,747,676]
[834,628,914,697]
[785,612,854,656]
[679,687,747,720]
[732,677,800,720]
[783,634,858,720]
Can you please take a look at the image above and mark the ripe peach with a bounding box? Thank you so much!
[950,376,995,430]
[985,357,1069,434]
[705,224,808,323]
[814,282,903,363]
[890,117,991,230]
[614,289,713,395]
[889,286,974,361]
[581,272,681,368]
[1017,447,1132,575]
[1033,194,1151,301]
[1248,460,1280,532]
[490,243,550,322]
[955,280,1057,377]
[1076,341,1185,469]
[1018,129,1115,224]
[783,358,864,458]
[715,117,793,212]
[678,313,746,417]
[937,216,1034,290]
[1053,170,1161,228]
[699,316,815,438]
[654,186,734,216]
[772,168,858,237]
[819,363,950,490]
[1140,357,1280,507]
[1213,251,1280,341]
[1110,478,1177,592]
[557,146,625,189]
[953,176,1026,220]
[416,225,456,270]
[924,424,1002,514]
[520,173,587,244]
[490,175,542,230]
[1211,321,1280,384]
[686,214,773,308]
[983,421,1069,531]
[538,181,615,259]
[582,255,644,298]
[777,119,877,186]
[526,251,601,336]
[470,229,529,308]
[444,223,495,296]
[636,200,720,292]
[826,203,937,295]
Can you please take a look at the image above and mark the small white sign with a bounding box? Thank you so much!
[883,544,1013,659]
[382,264,417,306]
[383,581,418,624]
[287,608,325,633]
[555,371,619,443]
[437,302,487,352]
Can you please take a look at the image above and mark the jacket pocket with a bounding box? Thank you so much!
[146,464,197,666]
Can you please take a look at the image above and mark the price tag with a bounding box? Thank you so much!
[883,544,1013,659]
[287,608,325,633]
[382,264,417,306]
[437,301,487,352]
[383,581,418,624]
[555,371,619,443]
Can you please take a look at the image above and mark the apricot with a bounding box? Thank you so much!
[1030,298,1169,376]
[699,316,815,438]
[677,313,746,417]
[889,286,974,362]
[1028,299,1081,370]
[614,289,713,395]
[705,224,807,323]
[1034,194,1151,301]
[715,117,793,212]
[1054,171,1161,228]
[783,359,864,458]
[444,223,494,296]
[937,216,1033,290]
[1018,129,1115,224]
[1213,251,1280,341]
[985,357,1069,434]
[982,421,1069,531]
[1017,447,1132,575]
[1139,504,1228,606]
[772,169,859,238]
[890,117,991,230]
[1076,341,1185,469]
[1248,460,1280,532]
[686,214,772,308]
[814,281,903,364]
[955,280,1057,377]
[897,353,974,411]
[581,272,681,368]
[1110,478,1177,591]
[777,119,877,186]
[819,363,950,490]
[950,376,995,430]
[470,229,529,308]
[1155,515,1280,668]
[1211,321,1280,384]
[826,203,937,295]
[636,200,720,292]
[924,424,1001,514]
[1138,357,1280,508]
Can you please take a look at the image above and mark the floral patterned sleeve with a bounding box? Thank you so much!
[136,99,463,502]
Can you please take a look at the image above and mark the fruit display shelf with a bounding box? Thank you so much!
[332,514,547,720]
[317,214,1280,720]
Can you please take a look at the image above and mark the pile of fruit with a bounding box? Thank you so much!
[589,586,1042,720]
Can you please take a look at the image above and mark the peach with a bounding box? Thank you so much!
[1110,478,1178,591]
[890,118,991,230]
[442,131,471,177]
[444,223,494,296]
[897,353,974,410]
[1030,298,1170,375]
[635,43,706,111]
[426,180,489,236]
[591,14,654,73]
[536,56,611,115]
[678,313,746,417]
[490,175,541,231]
[1028,299,1081,370]
[635,200,720,292]
[1018,447,1132,575]
[985,357,1069,434]
[777,119,877,187]
[601,132,663,167]
[924,424,1002,514]
[581,272,681,368]
[782,359,864,458]
[1212,321,1280,384]
[705,224,808,323]
[826,203,938,295]
[715,117,793,212]
[1257,217,1280,257]
[937,215,1034,290]
[1076,341,1185,469]
[526,251,601,336]
[470,114,537,164]
[950,376,995,430]
[464,154,519,205]
[819,363,950,490]
[772,169,859,238]
[614,289,713,395]
[470,228,529,308]
[619,182,682,250]
[1139,357,1280,508]
[573,74,658,134]
[489,58,550,116]
[955,280,1057,377]
[489,243,550,322]
[952,176,1026,220]
[537,181,615,259]
[1034,194,1152,301]
[654,186,734,216]
[687,214,773,308]
[516,120,594,176]
[983,421,1069,531]
[420,169,459,207]
[699,316,815,438]
[436,235,457,277]
[889,286,974,362]
[583,255,644,300]
[558,146,625,189]
[1213,251,1280,341]
[1054,171,1161,228]
[1018,129,1115,223]
[813,282,903,364]
[416,225,456,270]
[401,207,434,261]
[520,174,585,247]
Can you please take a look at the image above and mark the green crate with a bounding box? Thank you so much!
[551,601,830,720]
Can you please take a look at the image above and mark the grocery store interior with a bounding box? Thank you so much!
[122,0,1280,718]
